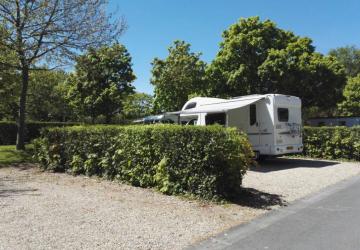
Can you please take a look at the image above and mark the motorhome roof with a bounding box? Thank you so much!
[170,95,266,115]
[200,95,267,106]
[230,94,265,99]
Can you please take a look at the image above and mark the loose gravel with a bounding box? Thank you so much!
[244,158,360,203]
[0,158,359,250]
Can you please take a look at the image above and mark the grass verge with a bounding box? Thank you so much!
[0,145,34,165]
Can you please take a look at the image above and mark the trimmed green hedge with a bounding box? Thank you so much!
[0,121,78,145]
[303,126,360,160]
[33,125,253,200]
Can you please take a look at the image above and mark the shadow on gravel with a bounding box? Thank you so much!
[251,157,339,173]
[0,188,39,198]
[230,187,286,209]
[0,163,36,170]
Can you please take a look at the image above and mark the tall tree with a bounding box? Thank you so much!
[151,40,206,112]
[207,17,346,112]
[67,44,135,123]
[27,70,71,121]
[0,25,19,120]
[258,40,346,113]
[0,69,71,122]
[338,75,360,116]
[0,76,19,121]
[0,0,125,149]
[0,51,20,120]
[206,16,296,96]
[329,46,360,78]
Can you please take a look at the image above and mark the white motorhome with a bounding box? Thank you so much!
[165,94,303,159]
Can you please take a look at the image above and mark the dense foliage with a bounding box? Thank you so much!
[66,44,135,123]
[27,70,72,121]
[33,125,253,200]
[0,41,20,120]
[337,75,360,116]
[0,121,77,145]
[151,40,206,112]
[122,92,154,120]
[329,46,360,78]
[1,69,71,121]
[303,126,360,160]
[206,17,346,114]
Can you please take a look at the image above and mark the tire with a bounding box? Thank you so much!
[253,151,267,162]
[254,151,260,160]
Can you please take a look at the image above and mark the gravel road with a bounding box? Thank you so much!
[0,158,359,250]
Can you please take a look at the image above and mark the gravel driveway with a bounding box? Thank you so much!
[0,158,359,250]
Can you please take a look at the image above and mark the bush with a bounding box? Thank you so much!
[303,126,360,160]
[33,125,253,200]
[0,121,78,145]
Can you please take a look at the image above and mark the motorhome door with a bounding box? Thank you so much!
[247,103,260,146]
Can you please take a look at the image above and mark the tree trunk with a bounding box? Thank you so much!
[16,66,29,150]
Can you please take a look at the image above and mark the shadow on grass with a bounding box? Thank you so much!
[229,187,287,209]
[251,157,339,173]
[0,145,34,166]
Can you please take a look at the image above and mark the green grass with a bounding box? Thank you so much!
[0,145,34,165]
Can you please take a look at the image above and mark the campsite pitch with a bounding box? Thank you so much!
[0,158,359,249]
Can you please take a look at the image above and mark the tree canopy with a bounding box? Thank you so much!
[0,47,20,120]
[27,70,71,122]
[151,40,206,112]
[123,92,153,120]
[258,41,345,111]
[206,17,346,112]
[67,44,135,123]
[329,46,360,78]
[338,75,360,116]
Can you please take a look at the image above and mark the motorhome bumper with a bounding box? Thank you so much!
[273,145,303,155]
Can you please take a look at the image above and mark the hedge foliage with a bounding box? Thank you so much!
[33,125,253,200]
[303,126,360,160]
[0,121,77,145]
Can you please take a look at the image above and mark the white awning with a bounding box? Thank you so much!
[166,96,265,115]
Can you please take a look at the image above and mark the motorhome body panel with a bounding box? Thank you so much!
[257,97,276,155]
[271,95,303,155]
[227,97,275,155]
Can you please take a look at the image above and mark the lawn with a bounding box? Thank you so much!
[0,145,34,165]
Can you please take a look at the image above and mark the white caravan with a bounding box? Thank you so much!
[165,94,303,159]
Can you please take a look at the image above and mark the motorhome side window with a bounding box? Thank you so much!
[250,104,256,126]
[278,108,289,122]
[184,102,196,110]
[205,113,226,126]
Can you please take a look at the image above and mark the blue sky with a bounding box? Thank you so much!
[109,0,360,94]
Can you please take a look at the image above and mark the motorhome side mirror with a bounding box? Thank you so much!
[256,122,259,127]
